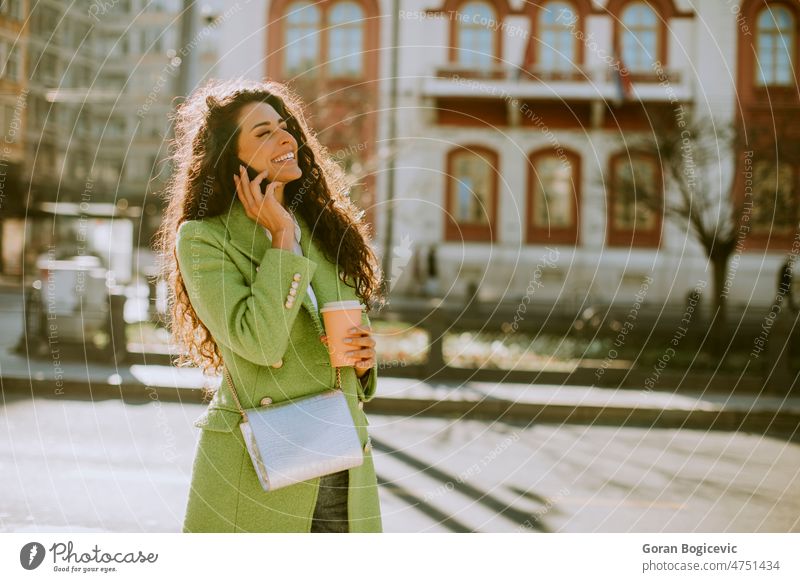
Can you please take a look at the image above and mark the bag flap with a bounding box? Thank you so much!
[192,406,243,433]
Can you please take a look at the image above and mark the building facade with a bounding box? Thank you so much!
[384,0,797,309]
[191,1,800,308]
[0,0,28,275]
[4,0,222,282]
[214,0,382,224]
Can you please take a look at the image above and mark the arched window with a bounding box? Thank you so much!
[457,1,496,68]
[756,5,795,86]
[620,2,659,72]
[452,150,493,223]
[608,151,661,247]
[283,1,321,75]
[538,1,578,72]
[328,1,365,77]
[528,149,581,244]
[445,146,499,241]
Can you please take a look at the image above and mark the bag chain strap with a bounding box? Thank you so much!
[218,292,356,422]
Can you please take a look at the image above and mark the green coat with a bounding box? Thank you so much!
[175,199,381,532]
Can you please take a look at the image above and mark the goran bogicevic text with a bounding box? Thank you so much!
[643,543,738,557]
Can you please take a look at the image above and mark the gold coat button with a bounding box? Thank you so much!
[288,288,297,297]
[358,401,364,410]
[363,437,372,454]
[271,358,283,368]
[284,300,293,309]
[292,273,302,281]
[260,397,273,407]
[290,281,299,289]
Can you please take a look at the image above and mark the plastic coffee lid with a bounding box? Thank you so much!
[320,300,363,313]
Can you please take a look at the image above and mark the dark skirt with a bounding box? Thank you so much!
[310,469,349,533]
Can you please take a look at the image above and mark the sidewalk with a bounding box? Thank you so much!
[2,348,798,434]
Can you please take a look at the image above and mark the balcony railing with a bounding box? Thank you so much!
[424,63,691,102]
[435,62,509,80]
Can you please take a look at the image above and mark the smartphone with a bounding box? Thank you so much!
[238,160,271,192]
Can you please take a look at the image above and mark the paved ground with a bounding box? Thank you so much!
[1,396,798,533]
[3,281,800,432]
[2,280,799,532]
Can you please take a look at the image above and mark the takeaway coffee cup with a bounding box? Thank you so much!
[320,300,364,367]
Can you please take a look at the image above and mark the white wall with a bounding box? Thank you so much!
[216,0,269,80]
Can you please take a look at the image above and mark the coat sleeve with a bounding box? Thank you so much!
[175,220,319,367]
[355,310,378,402]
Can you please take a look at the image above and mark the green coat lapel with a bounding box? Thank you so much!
[218,199,342,334]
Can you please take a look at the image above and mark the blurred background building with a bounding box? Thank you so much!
[1,0,220,287]
[0,0,28,276]
[212,0,799,310]
[2,0,798,312]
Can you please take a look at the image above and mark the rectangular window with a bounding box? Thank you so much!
[445,147,498,242]
[0,39,7,79]
[607,152,661,247]
[7,45,20,81]
[528,150,580,244]
[2,104,14,141]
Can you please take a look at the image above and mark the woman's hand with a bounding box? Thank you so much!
[321,324,376,378]
[233,165,294,237]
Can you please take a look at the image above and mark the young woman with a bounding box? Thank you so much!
[156,78,385,533]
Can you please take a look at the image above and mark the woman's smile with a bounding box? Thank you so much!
[270,150,298,168]
[271,150,296,164]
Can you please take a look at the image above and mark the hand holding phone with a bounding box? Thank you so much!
[240,161,265,185]
[233,163,295,243]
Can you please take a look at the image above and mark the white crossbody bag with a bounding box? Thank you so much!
[222,359,365,492]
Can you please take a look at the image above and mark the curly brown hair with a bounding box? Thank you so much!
[154,77,384,376]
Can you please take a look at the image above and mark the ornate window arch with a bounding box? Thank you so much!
[735,2,800,251]
[620,2,659,72]
[538,1,579,72]
[606,0,678,73]
[269,0,378,80]
[328,1,365,77]
[755,4,796,86]
[456,1,497,68]
[444,145,500,242]
[527,147,581,244]
[738,1,800,97]
[607,151,662,248]
[524,0,592,76]
[442,0,510,72]
[283,1,321,76]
